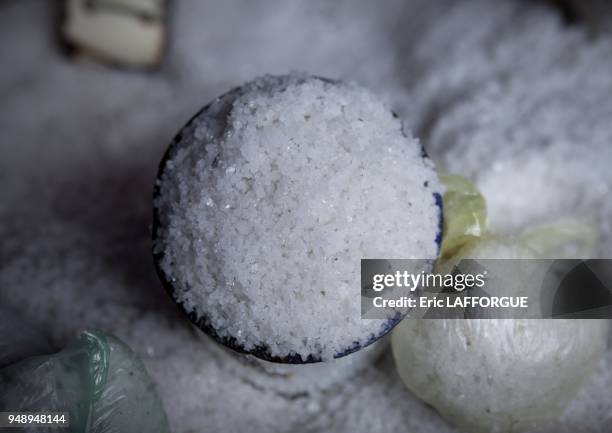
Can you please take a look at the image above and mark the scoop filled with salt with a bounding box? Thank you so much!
[153,74,443,363]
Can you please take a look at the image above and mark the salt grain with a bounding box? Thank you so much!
[154,74,442,361]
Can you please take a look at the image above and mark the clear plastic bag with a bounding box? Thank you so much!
[392,174,609,433]
[437,174,488,262]
[0,331,170,433]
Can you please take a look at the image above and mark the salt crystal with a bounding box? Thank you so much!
[153,74,442,361]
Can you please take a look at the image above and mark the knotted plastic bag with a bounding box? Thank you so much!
[0,331,170,433]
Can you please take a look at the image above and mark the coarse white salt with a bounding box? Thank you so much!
[3,1,612,432]
[392,240,609,433]
[153,74,442,361]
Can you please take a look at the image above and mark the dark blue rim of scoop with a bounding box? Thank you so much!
[152,76,444,364]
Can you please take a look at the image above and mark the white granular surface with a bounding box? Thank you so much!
[154,74,441,360]
[393,241,610,433]
[1,1,611,432]
[399,0,612,254]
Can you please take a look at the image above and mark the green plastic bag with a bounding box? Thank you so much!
[437,174,488,262]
